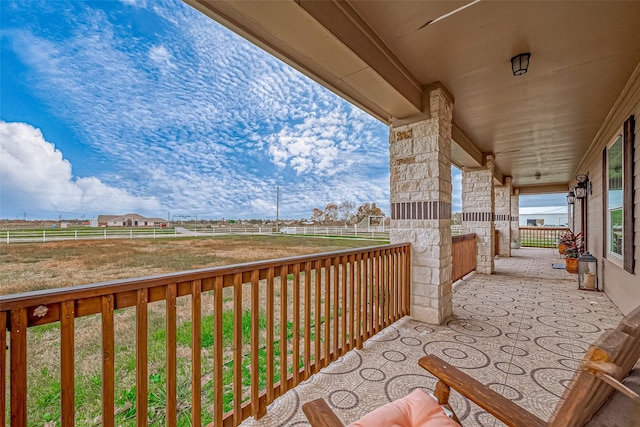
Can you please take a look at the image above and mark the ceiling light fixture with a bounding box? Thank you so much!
[511,53,531,76]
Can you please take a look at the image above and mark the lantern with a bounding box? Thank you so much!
[574,174,591,199]
[577,252,599,291]
[511,53,531,76]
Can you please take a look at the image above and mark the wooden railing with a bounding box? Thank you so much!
[519,227,570,248]
[0,244,410,427]
[452,233,476,282]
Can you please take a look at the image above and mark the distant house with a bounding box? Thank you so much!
[519,206,569,227]
[97,214,168,228]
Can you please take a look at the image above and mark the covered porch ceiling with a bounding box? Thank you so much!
[185,0,640,193]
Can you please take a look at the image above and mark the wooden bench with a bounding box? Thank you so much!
[302,306,640,426]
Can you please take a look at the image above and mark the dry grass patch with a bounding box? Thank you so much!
[2,235,386,426]
[0,235,382,296]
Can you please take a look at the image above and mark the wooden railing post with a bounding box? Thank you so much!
[0,312,6,427]
[340,256,347,355]
[313,261,322,373]
[292,263,301,384]
[355,254,363,349]
[332,258,339,360]
[213,276,224,425]
[61,301,75,427]
[264,267,275,413]
[303,261,312,380]
[280,265,289,392]
[10,309,27,426]
[191,280,202,427]
[101,295,115,427]
[232,273,243,426]
[323,258,331,368]
[136,289,148,427]
[250,270,260,416]
[165,284,178,426]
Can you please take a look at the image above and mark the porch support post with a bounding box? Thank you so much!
[511,188,520,246]
[462,155,495,274]
[494,177,512,257]
[389,87,453,325]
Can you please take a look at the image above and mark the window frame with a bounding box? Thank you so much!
[606,133,624,263]
[603,115,635,274]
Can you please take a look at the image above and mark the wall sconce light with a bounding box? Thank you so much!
[574,174,591,199]
[511,53,531,76]
[567,189,576,205]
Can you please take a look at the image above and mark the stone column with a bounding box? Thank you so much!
[511,188,520,246]
[494,177,512,257]
[462,155,495,274]
[389,87,453,325]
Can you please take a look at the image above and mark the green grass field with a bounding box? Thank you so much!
[2,235,385,426]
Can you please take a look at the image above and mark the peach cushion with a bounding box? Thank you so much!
[347,389,459,427]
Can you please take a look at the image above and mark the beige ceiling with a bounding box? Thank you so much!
[185,0,640,192]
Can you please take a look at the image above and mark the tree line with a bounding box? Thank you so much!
[310,201,385,225]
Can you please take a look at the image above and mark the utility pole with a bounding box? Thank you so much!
[276,186,280,230]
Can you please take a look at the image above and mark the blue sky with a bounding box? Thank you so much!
[0,0,564,220]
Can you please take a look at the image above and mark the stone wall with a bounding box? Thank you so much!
[494,177,512,257]
[462,155,495,274]
[511,189,520,245]
[389,87,453,324]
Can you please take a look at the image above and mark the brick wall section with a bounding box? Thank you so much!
[389,87,453,325]
[494,177,512,257]
[462,155,495,274]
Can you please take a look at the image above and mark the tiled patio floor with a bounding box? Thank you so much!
[242,247,623,426]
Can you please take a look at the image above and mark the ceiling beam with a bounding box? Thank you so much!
[518,184,570,195]
[296,0,423,115]
[493,168,504,186]
[451,123,483,167]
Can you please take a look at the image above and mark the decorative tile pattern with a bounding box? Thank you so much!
[241,248,622,427]
[391,201,452,220]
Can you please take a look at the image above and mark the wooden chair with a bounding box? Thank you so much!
[303,306,640,426]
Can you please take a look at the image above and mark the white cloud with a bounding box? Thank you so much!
[148,45,176,70]
[0,122,162,217]
[1,0,393,219]
[119,0,146,8]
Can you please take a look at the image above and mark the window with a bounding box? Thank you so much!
[607,135,623,258]
[605,116,635,273]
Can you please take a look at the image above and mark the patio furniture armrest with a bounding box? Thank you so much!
[419,355,547,427]
[302,398,345,427]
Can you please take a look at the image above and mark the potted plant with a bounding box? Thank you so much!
[564,246,580,274]
[558,232,575,255]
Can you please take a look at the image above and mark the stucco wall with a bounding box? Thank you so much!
[575,63,640,315]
